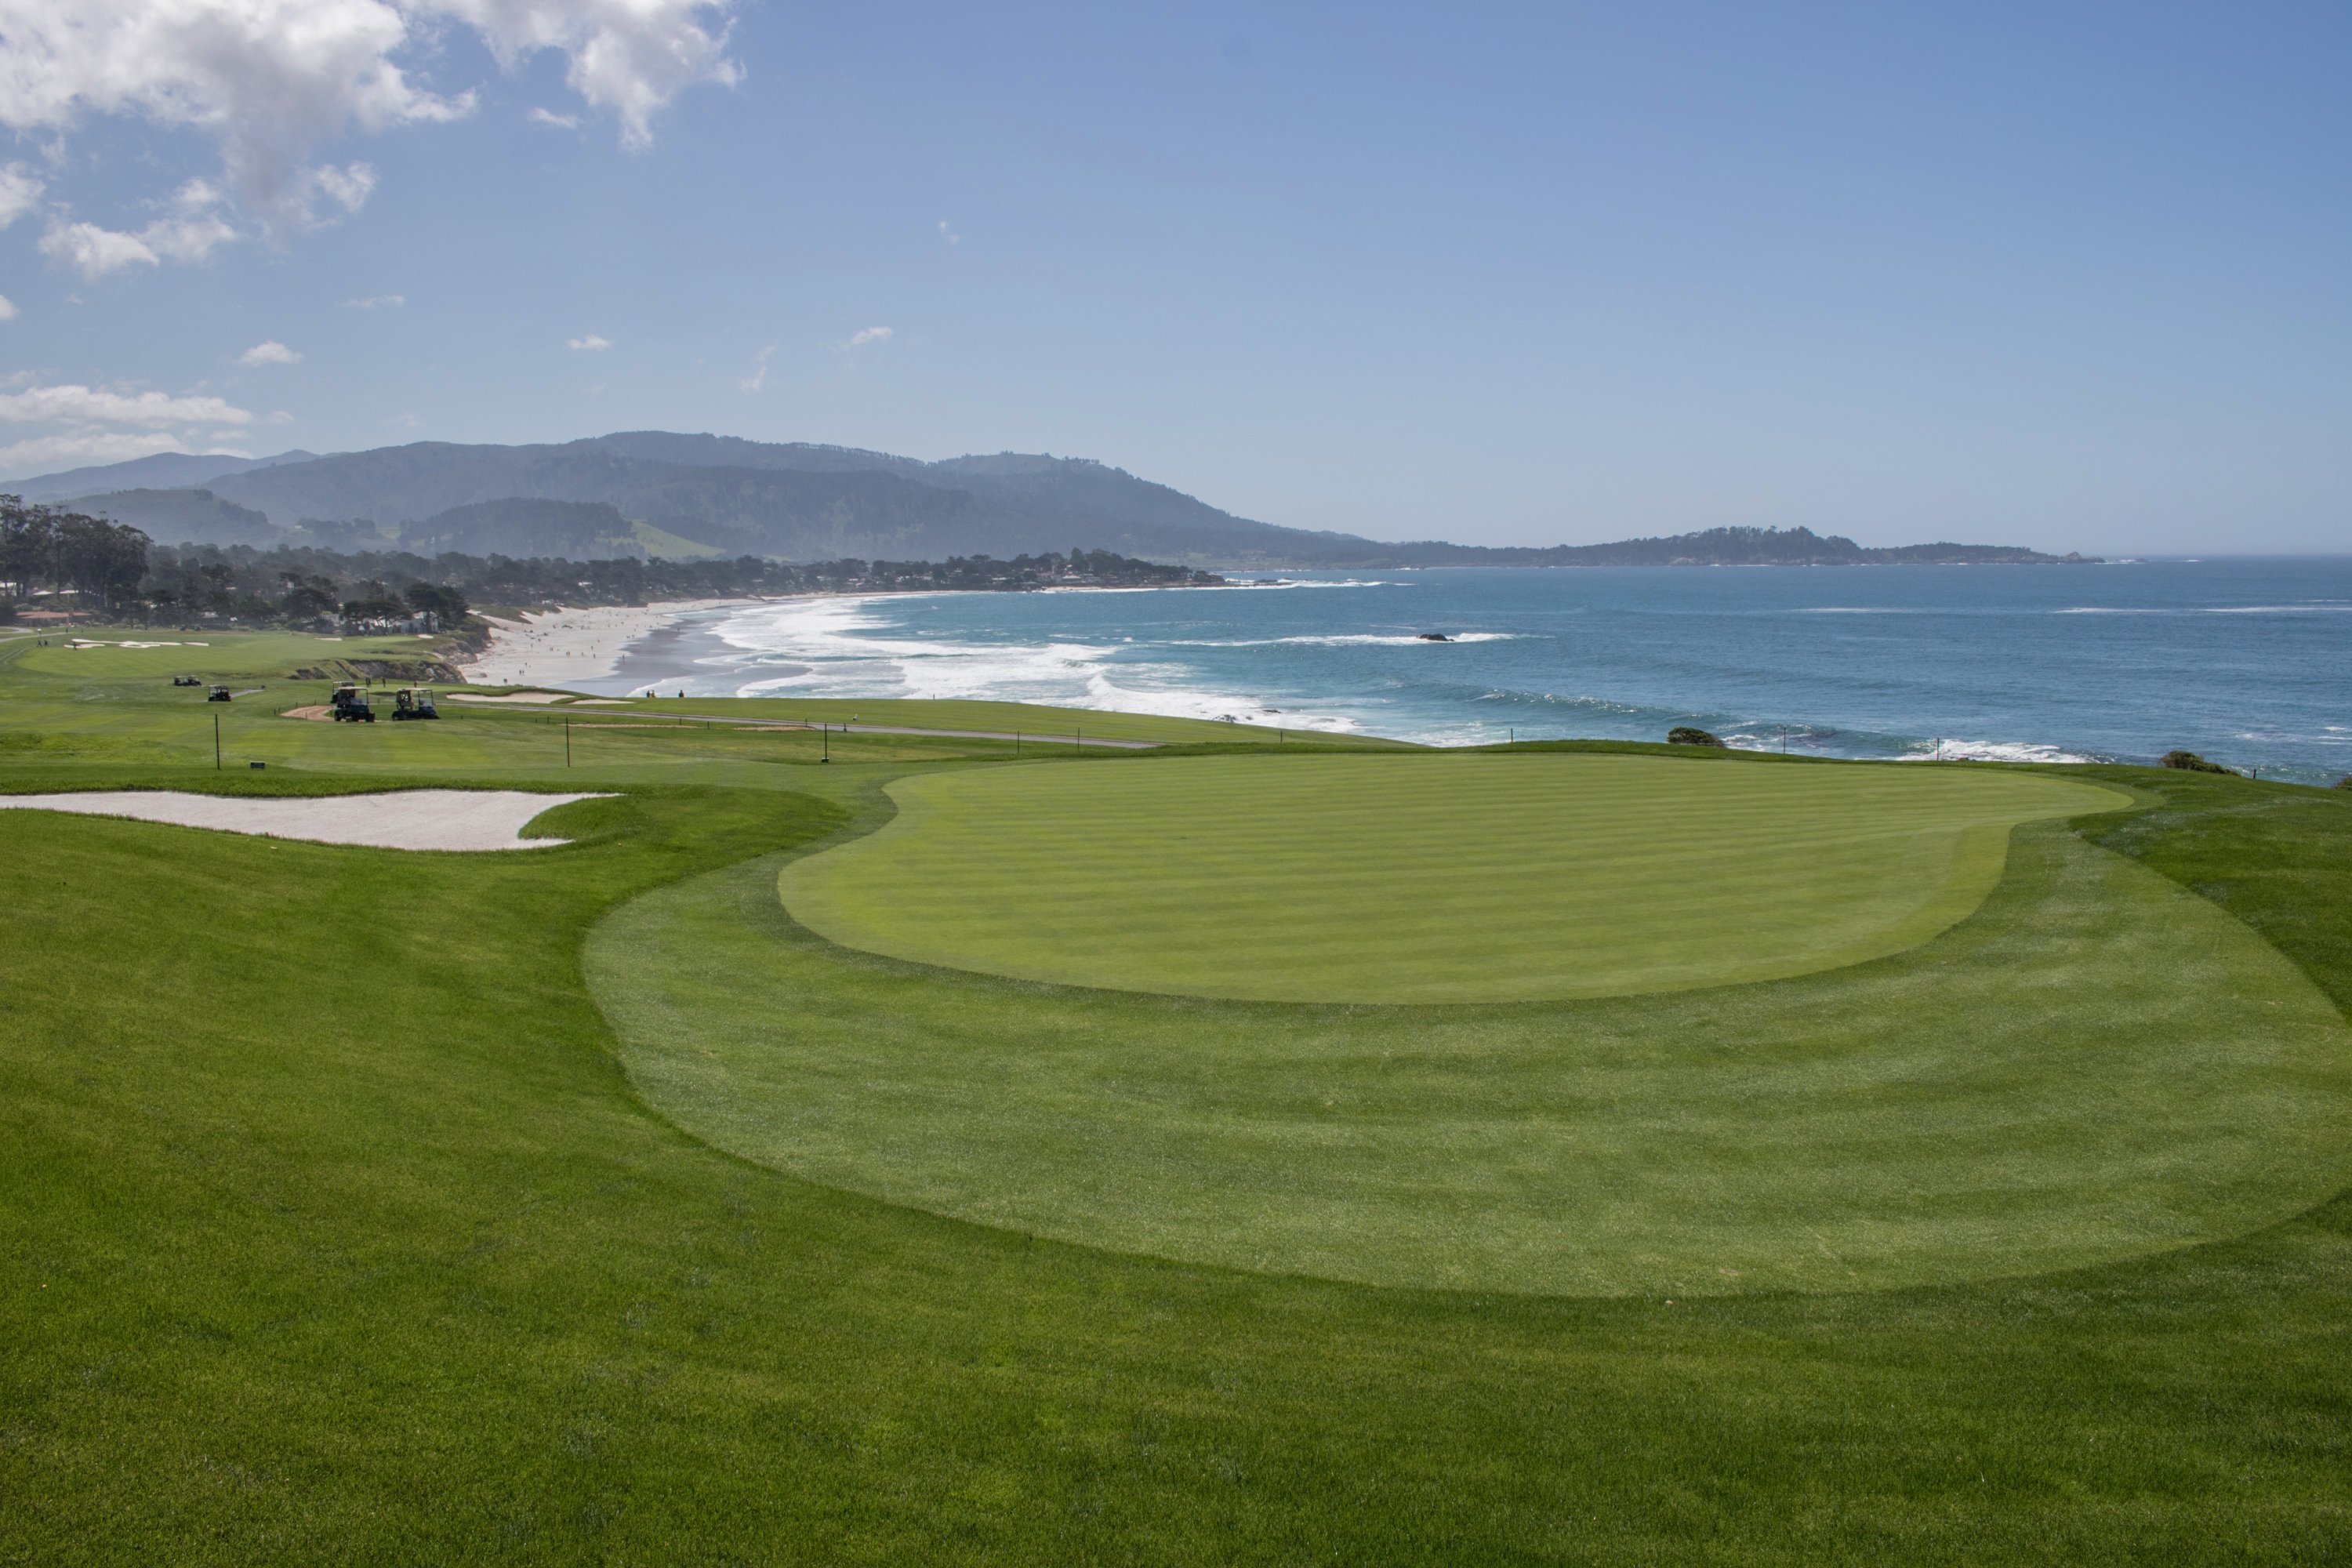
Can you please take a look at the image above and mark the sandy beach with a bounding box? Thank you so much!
[465,601,758,688]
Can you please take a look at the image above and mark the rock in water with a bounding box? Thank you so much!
[1667,727,1727,749]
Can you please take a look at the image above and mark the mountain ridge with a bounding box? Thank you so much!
[9,431,2092,567]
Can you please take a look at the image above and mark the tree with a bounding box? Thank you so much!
[52,510,149,610]
[0,495,57,599]
[404,582,468,622]
[281,573,339,620]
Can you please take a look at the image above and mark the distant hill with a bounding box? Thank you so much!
[1354,525,2095,568]
[401,497,646,559]
[16,431,2089,567]
[5,450,317,504]
[72,488,284,548]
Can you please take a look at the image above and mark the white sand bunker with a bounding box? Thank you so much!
[0,789,616,851]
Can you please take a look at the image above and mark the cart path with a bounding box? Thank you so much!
[571,713,1163,749]
[295,697,1169,748]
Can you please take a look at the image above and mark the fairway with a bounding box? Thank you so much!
[779,752,2130,1003]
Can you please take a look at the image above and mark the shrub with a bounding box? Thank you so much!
[2159,750,2234,775]
[1668,727,1726,749]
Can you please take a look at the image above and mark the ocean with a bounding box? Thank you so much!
[583,558,2352,783]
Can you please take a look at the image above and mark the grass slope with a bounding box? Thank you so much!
[5,643,2352,1560]
[779,752,2129,1002]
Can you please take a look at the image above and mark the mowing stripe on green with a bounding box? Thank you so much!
[596,818,2352,1297]
[779,753,2130,1003]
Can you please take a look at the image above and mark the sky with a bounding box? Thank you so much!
[0,2,2347,554]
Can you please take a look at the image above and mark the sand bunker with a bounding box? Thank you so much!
[0,789,615,851]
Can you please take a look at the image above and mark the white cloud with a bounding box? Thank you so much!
[343,292,405,308]
[846,325,893,348]
[0,384,255,428]
[434,0,743,149]
[0,0,738,239]
[568,333,610,350]
[739,343,774,393]
[37,177,239,278]
[301,160,376,215]
[39,220,159,277]
[937,218,959,246]
[239,339,302,365]
[0,295,16,321]
[0,379,258,476]
[0,162,43,228]
[144,212,239,263]
[0,0,471,226]
[529,106,581,129]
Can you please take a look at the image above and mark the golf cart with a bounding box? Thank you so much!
[172,675,202,687]
[329,684,376,722]
[206,684,232,702]
[390,687,440,720]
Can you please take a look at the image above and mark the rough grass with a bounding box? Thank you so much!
[779,752,2129,1002]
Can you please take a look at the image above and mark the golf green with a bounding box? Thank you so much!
[596,816,2352,1296]
[778,753,2130,1003]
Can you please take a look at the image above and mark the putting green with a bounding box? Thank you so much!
[591,817,2352,1297]
[779,753,2130,1003]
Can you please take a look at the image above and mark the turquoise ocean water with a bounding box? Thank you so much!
[591,559,2352,783]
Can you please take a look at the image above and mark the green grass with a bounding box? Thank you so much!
[546,691,1412,747]
[779,753,2129,1002]
[598,815,2352,1294]
[7,631,2352,1561]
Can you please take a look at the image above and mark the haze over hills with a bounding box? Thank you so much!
[5,433,2089,568]
[7,450,319,504]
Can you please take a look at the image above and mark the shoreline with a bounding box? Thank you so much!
[463,599,760,688]
[461,582,1258,695]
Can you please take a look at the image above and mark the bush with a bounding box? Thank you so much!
[1668,727,1726,749]
[2159,750,2234,775]
[2335,776,2352,792]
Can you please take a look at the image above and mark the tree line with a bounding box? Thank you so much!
[0,507,1223,626]
[0,496,151,612]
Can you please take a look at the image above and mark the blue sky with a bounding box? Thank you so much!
[2,2,2347,553]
